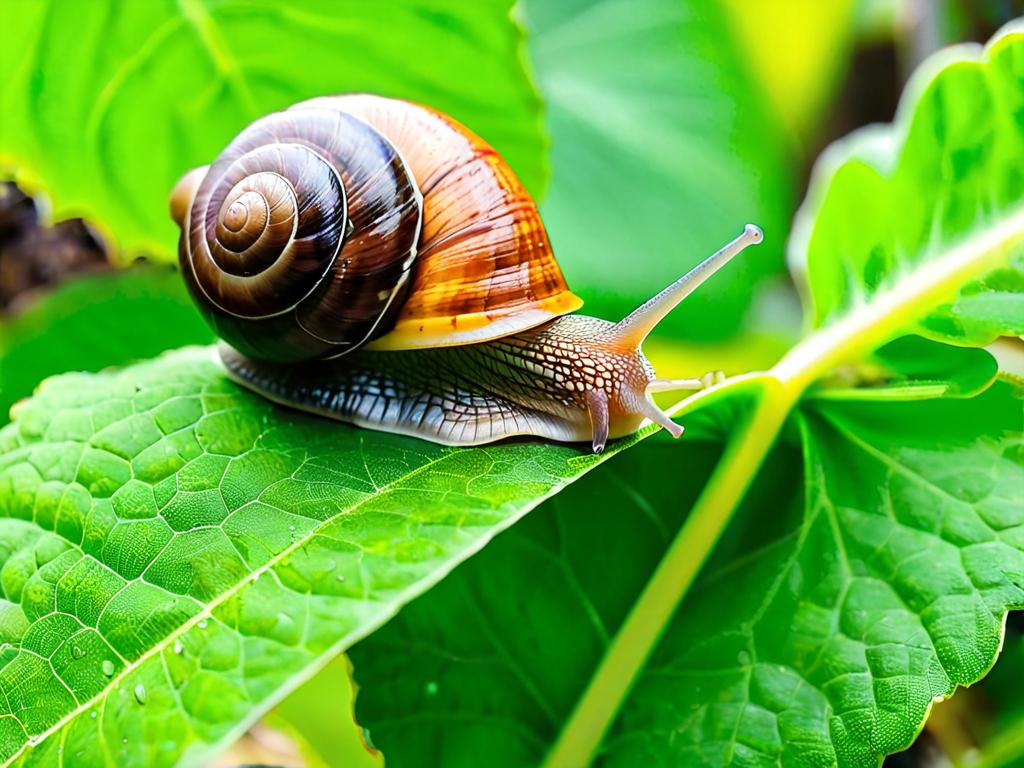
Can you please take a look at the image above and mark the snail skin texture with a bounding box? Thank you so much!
[172,94,763,453]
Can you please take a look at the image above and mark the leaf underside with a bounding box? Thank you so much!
[795,24,1024,345]
[0,0,546,260]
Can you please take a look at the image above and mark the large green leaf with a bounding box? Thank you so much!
[348,382,1023,767]
[790,21,1024,344]
[0,0,545,260]
[0,347,646,765]
[606,382,1024,766]
[523,0,793,341]
[0,268,214,424]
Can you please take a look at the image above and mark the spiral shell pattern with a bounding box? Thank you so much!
[179,108,421,362]
[174,95,582,363]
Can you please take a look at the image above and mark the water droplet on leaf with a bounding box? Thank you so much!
[426,681,439,696]
[134,684,147,705]
[198,619,208,630]
[71,645,85,659]
[173,640,183,655]
[101,660,115,677]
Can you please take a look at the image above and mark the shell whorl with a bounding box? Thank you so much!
[174,94,582,364]
[179,108,422,362]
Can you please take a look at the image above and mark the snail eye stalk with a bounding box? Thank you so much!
[609,224,763,350]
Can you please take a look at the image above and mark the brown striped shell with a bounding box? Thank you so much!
[172,94,580,363]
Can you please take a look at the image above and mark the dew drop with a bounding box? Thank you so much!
[90,711,97,719]
[71,645,86,659]
[101,660,115,677]
[198,619,208,630]
[288,525,296,532]
[121,737,128,745]
[425,681,439,696]
[336,574,346,583]
[134,684,148,705]
[173,640,184,655]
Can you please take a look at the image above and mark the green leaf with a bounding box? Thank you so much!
[0,268,214,424]
[605,382,1024,766]
[0,0,545,260]
[347,382,1023,767]
[0,347,639,765]
[523,0,793,341]
[809,335,999,402]
[791,21,1024,344]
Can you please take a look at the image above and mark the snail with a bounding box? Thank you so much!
[171,94,762,453]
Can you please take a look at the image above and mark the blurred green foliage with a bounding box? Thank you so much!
[0,268,214,422]
[524,0,793,341]
[0,0,546,258]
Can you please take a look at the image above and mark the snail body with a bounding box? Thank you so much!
[173,94,762,453]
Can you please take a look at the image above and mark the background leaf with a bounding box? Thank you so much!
[523,0,794,341]
[0,268,214,424]
[809,335,999,402]
[790,22,1024,345]
[962,620,1024,767]
[264,655,380,768]
[0,348,641,765]
[0,0,546,260]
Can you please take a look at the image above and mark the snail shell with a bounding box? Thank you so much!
[173,94,580,363]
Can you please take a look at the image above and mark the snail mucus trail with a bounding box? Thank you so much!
[171,94,763,453]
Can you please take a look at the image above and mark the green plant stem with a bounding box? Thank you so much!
[775,209,1024,391]
[544,380,793,767]
[544,208,1024,768]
